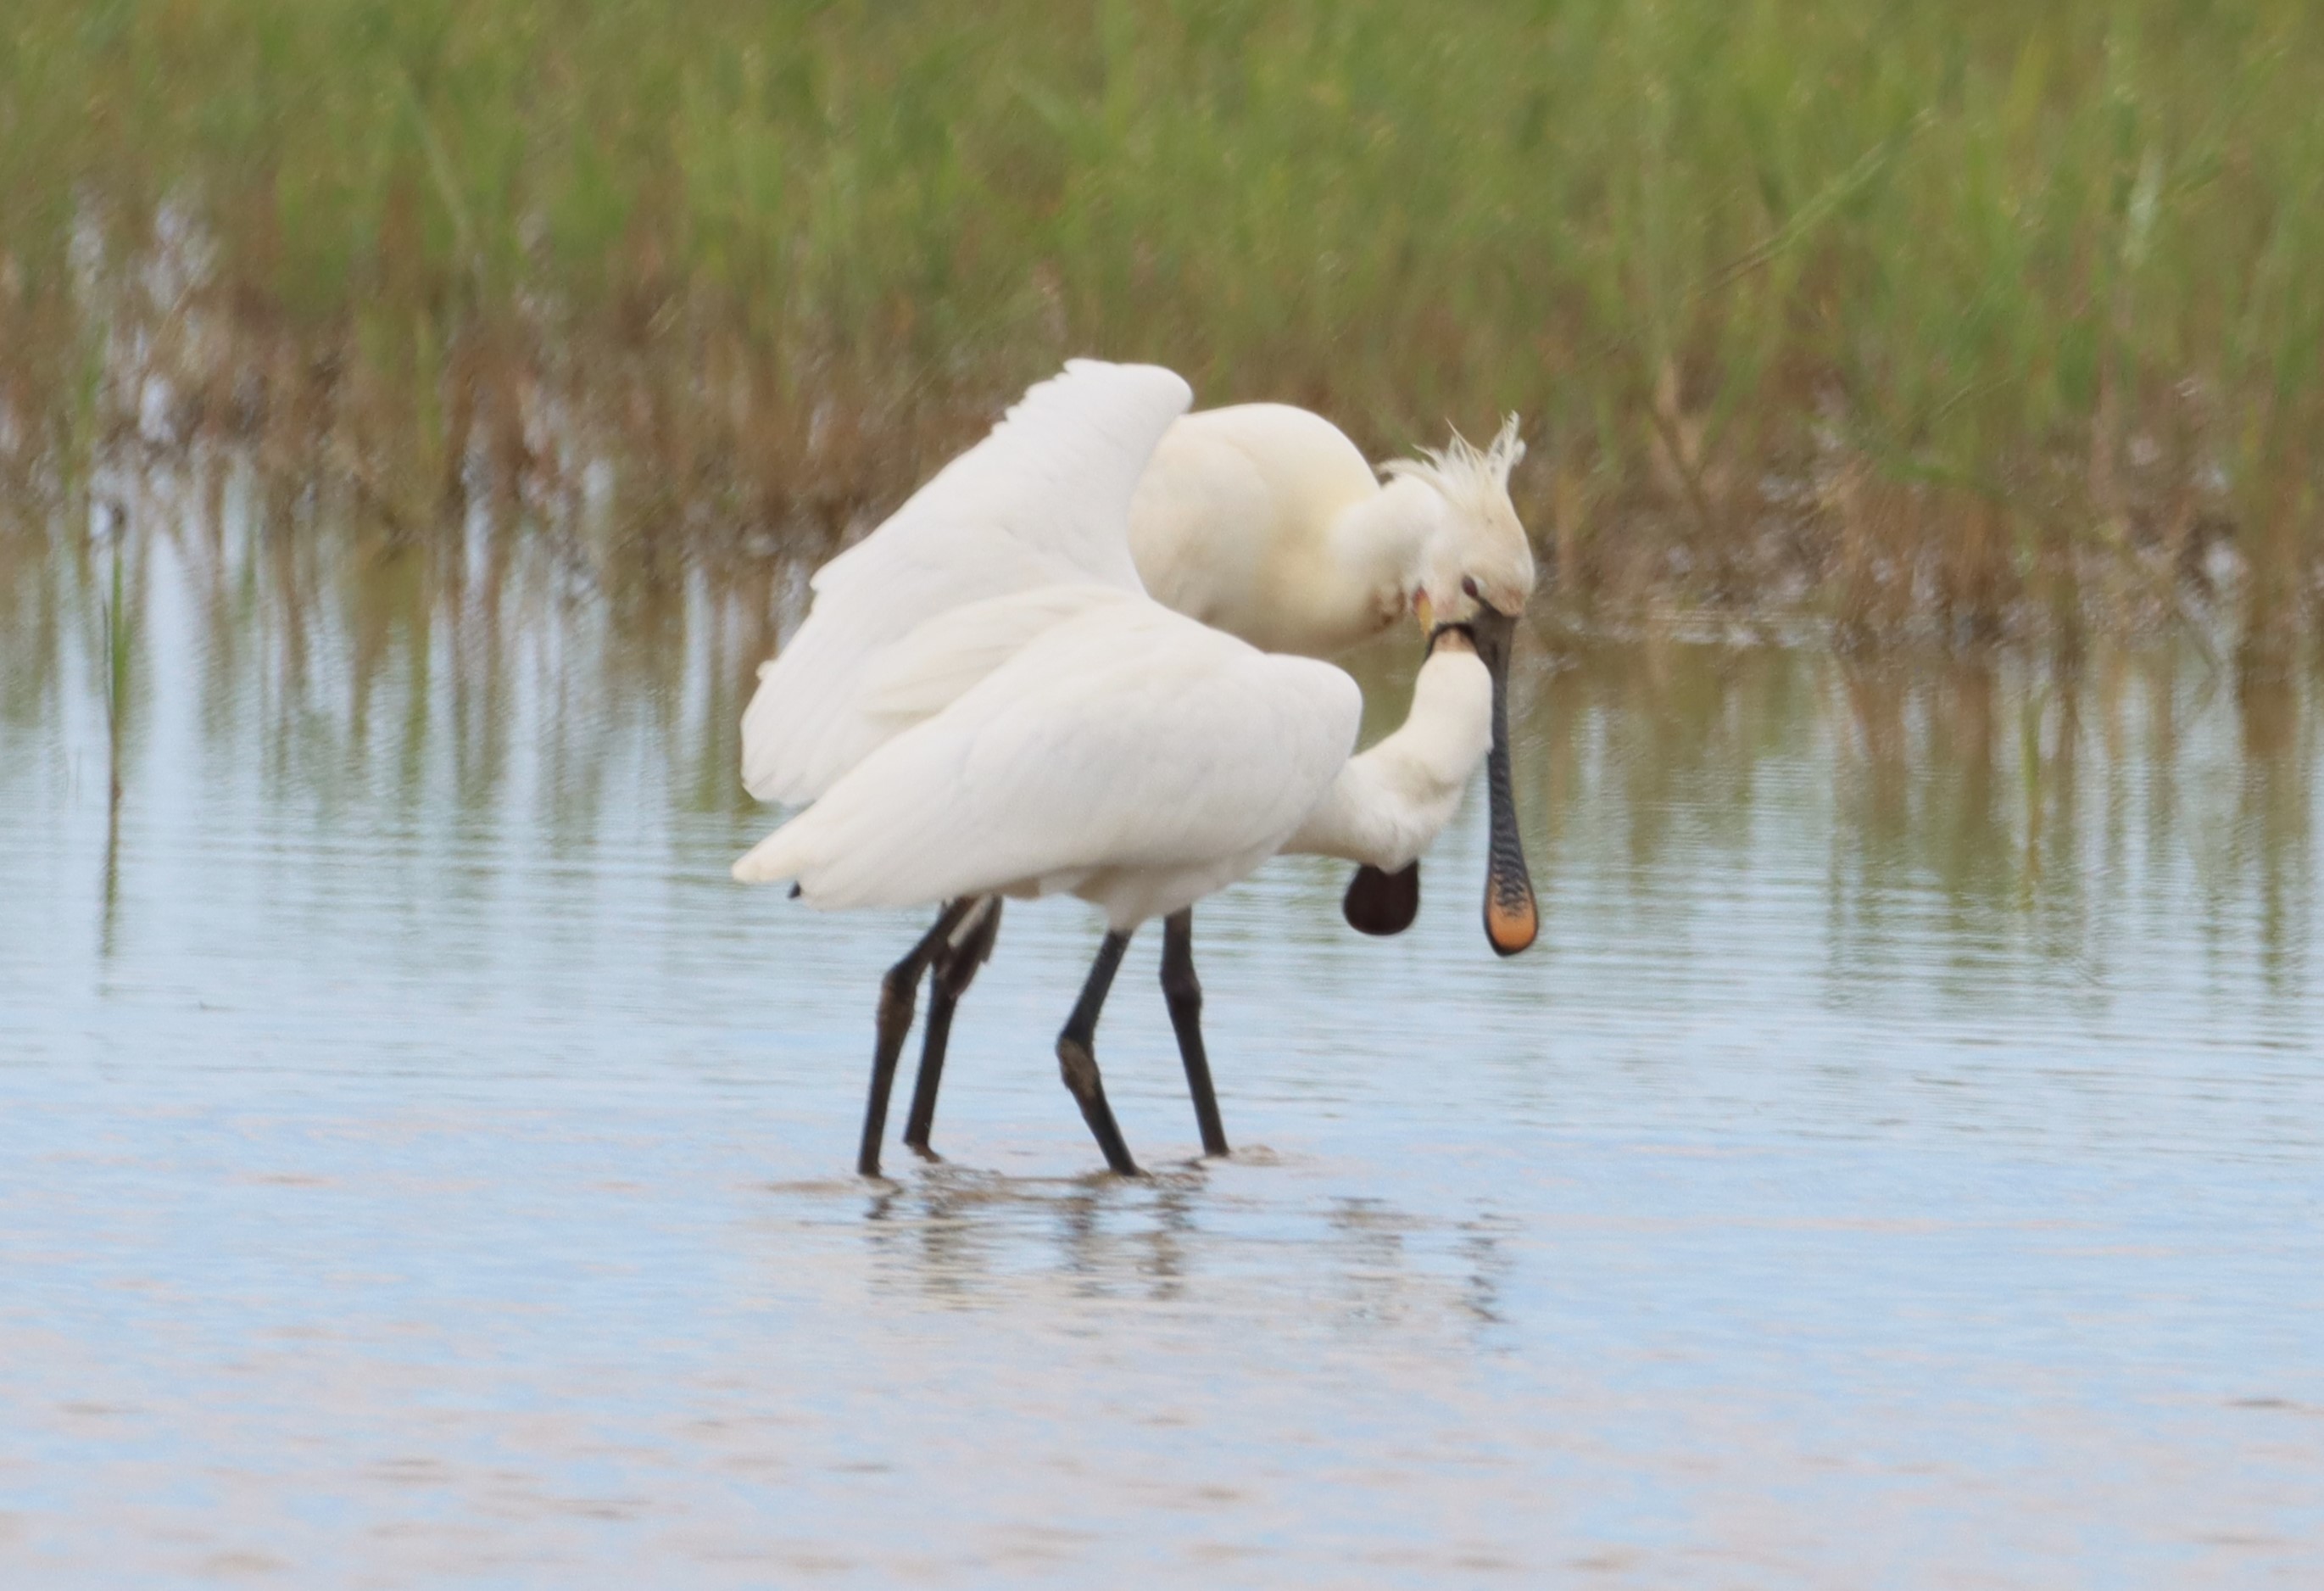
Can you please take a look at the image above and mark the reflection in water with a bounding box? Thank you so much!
[4,473,2324,1584]
[858,1170,1218,1307]
[1517,634,2313,1045]
[835,1164,1503,1344]
[4,463,2316,1008]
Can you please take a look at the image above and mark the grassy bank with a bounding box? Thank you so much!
[4,0,2324,653]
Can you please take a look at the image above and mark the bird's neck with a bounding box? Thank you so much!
[1322,476,1445,638]
[1285,648,1493,869]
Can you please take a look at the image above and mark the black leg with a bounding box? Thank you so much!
[1161,908,1229,1157]
[859,899,975,1178]
[902,897,1003,1158]
[1056,929,1140,1175]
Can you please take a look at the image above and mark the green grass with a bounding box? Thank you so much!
[4,0,2324,650]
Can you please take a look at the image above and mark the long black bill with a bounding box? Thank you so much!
[1467,605,1537,956]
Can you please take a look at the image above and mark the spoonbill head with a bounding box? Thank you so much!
[1130,405,1539,954]
[1390,415,1536,632]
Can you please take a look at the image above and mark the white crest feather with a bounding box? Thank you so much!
[1379,414,1527,522]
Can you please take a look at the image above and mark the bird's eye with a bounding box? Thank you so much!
[1462,576,1480,600]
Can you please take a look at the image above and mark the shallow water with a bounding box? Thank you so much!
[3,487,2322,1586]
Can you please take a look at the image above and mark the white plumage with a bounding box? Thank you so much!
[731,359,1534,1176]
[1130,402,1536,656]
[741,360,1190,806]
[737,591,1366,929]
[742,366,1540,809]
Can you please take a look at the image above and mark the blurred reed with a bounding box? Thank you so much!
[3,0,2322,653]
[5,476,2309,982]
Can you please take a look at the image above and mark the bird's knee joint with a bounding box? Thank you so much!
[1162,969,1202,1008]
[878,966,920,1028]
[1056,1036,1100,1097]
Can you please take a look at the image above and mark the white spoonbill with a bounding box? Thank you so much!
[733,581,1503,1175]
[894,399,1544,1164]
[738,360,1536,1173]
[725,362,1524,1181]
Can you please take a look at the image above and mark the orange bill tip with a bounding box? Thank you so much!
[1485,890,1538,957]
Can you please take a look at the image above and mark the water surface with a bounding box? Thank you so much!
[3,483,2321,1586]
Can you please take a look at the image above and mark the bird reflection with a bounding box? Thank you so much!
[855,1165,1210,1306]
[842,1165,1518,1334]
[1457,1214,1520,1331]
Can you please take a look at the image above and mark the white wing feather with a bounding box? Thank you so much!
[733,605,1362,917]
[851,584,1136,728]
[741,360,1194,803]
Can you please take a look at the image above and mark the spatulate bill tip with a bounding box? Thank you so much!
[1343,862,1421,936]
[1484,879,1536,957]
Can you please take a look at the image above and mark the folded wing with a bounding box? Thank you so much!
[742,360,1194,804]
[733,604,1363,912]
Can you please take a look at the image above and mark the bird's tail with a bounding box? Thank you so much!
[731,809,823,887]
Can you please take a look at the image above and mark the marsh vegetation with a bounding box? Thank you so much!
[4,1,2324,656]
[8,15,2324,1571]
